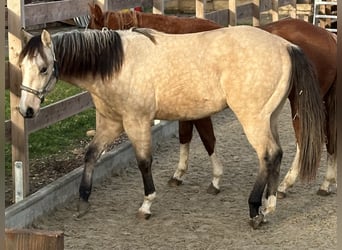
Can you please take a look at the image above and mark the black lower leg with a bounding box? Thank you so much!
[137,156,155,196]
[265,149,283,199]
[79,145,98,202]
[248,176,267,218]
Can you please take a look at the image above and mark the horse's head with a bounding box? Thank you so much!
[19,29,58,118]
[88,3,105,30]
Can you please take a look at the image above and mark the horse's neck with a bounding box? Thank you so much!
[106,11,139,29]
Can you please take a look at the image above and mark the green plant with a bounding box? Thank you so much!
[5,81,96,171]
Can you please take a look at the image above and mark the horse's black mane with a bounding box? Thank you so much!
[19,30,125,80]
[19,29,156,80]
[53,29,124,79]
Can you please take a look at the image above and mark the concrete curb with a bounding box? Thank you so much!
[5,121,178,228]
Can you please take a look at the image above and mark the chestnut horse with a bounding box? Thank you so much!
[88,4,336,198]
[19,27,324,228]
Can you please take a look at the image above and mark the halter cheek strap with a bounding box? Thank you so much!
[20,45,59,103]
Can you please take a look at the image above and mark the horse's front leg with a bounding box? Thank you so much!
[77,116,123,218]
[123,117,155,219]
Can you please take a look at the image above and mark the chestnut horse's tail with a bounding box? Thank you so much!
[287,45,325,181]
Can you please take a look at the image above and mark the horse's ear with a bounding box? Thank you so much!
[94,3,103,18]
[21,28,33,45]
[88,3,95,14]
[41,29,52,47]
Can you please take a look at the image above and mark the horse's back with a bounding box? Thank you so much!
[120,26,293,120]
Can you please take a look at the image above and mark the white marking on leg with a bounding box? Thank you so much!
[138,192,156,215]
[262,194,277,216]
[173,143,190,181]
[278,143,300,193]
[319,153,337,192]
[210,152,223,189]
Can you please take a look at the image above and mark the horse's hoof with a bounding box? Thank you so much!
[168,177,182,187]
[249,214,265,229]
[136,211,152,220]
[317,189,331,196]
[75,200,91,219]
[277,191,286,199]
[207,183,220,195]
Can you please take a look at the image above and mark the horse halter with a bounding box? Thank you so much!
[20,46,59,103]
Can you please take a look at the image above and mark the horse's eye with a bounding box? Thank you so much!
[40,67,48,74]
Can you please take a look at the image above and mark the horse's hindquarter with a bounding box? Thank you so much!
[118,27,293,121]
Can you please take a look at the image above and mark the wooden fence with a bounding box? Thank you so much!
[5,0,312,201]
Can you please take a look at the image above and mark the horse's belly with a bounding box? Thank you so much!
[155,97,227,120]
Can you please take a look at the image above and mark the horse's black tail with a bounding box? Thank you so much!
[287,45,325,182]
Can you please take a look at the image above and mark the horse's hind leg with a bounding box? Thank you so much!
[194,117,223,194]
[317,153,337,195]
[277,99,300,198]
[240,117,282,229]
[77,116,124,218]
[318,85,337,195]
[168,120,193,187]
[169,118,223,195]
[277,144,300,198]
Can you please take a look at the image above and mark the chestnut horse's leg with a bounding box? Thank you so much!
[278,81,337,198]
[168,120,193,187]
[123,116,156,219]
[78,114,124,218]
[193,117,223,194]
[317,81,337,195]
[168,117,223,194]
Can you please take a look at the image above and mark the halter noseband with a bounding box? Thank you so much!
[20,45,59,103]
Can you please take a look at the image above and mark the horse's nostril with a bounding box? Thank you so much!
[26,107,34,118]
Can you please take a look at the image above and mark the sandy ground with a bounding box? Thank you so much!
[31,102,336,249]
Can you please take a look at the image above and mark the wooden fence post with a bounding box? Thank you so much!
[252,0,260,26]
[228,0,237,26]
[153,0,164,14]
[271,0,279,21]
[5,229,64,250]
[196,0,206,18]
[8,0,30,199]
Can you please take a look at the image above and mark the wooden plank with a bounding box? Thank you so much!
[108,0,142,11]
[24,0,90,27]
[205,9,229,26]
[26,92,94,134]
[5,228,64,250]
[236,3,253,21]
[8,0,30,198]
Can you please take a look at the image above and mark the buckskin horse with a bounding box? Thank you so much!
[18,26,325,228]
[88,5,336,198]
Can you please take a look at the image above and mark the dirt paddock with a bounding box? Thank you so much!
[31,102,336,249]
